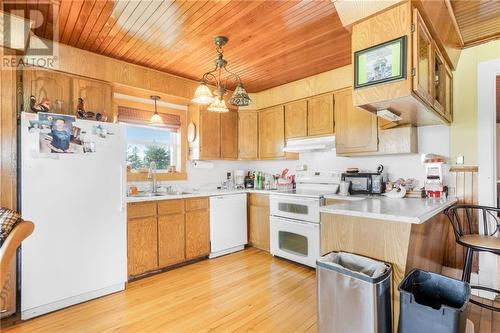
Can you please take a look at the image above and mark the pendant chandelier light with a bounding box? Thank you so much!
[192,36,251,112]
[150,95,163,125]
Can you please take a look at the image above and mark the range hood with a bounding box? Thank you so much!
[283,136,335,153]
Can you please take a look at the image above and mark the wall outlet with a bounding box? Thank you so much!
[456,156,464,165]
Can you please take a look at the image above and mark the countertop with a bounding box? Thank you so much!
[319,196,458,224]
[126,189,273,203]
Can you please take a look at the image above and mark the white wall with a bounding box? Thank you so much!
[132,125,450,191]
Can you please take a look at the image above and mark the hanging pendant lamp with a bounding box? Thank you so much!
[150,95,163,125]
[191,36,251,112]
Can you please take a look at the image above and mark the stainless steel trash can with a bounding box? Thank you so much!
[317,252,392,333]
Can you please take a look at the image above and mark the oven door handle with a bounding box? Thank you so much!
[271,216,319,227]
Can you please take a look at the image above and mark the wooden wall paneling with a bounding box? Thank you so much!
[0,49,18,319]
[444,167,479,272]
[450,0,500,48]
[220,110,238,160]
[7,1,352,93]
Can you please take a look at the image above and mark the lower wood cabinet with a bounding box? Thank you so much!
[185,209,210,259]
[158,213,185,267]
[127,197,209,278]
[247,193,270,252]
[127,216,158,277]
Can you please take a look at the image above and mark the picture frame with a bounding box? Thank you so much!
[354,36,407,89]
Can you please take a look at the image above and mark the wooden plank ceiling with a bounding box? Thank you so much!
[3,0,351,93]
[451,0,500,47]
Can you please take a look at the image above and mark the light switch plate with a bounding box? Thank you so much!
[456,156,464,165]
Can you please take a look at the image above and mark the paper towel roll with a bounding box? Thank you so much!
[192,160,214,169]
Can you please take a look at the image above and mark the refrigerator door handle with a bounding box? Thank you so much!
[119,165,124,212]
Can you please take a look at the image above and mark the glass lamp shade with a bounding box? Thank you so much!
[150,112,164,125]
[191,82,214,105]
[207,97,229,113]
[229,83,251,106]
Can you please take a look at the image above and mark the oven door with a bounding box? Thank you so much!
[269,195,320,223]
[270,216,320,268]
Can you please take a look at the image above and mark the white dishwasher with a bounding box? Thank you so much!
[209,193,248,258]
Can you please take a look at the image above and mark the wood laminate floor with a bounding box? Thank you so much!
[1,247,499,333]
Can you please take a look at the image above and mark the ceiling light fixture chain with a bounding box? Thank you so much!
[191,36,251,112]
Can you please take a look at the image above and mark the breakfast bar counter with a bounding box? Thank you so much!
[320,196,458,332]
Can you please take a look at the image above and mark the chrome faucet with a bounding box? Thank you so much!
[148,162,158,193]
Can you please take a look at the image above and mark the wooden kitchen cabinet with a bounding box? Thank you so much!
[158,213,185,267]
[307,93,334,136]
[412,7,434,106]
[443,64,453,122]
[247,193,270,252]
[238,110,259,160]
[72,78,112,117]
[285,100,308,139]
[335,88,378,155]
[221,110,238,159]
[127,216,158,277]
[185,198,210,259]
[23,69,72,114]
[199,108,221,159]
[259,106,285,159]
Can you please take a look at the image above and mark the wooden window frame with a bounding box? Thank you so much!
[113,97,188,181]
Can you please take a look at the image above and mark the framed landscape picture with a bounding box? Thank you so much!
[354,36,407,89]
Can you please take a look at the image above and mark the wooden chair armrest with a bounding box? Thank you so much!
[0,221,34,289]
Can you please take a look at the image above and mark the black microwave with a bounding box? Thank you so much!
[341,173,386,195]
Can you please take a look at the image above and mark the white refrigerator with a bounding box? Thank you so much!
[20,112,127,320]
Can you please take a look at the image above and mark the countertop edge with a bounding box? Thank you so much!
[319,198,458,224]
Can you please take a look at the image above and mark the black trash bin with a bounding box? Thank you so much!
[399,269,471,333]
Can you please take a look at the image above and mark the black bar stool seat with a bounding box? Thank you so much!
[444,204,500,312]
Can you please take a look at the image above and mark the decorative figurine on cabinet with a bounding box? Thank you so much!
[75,97,107,122]
[29,95,50,113]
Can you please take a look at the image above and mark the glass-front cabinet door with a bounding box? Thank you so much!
[412,8,433,105]
[433,46,446,116]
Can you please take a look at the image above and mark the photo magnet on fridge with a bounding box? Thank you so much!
[38,113,84,154]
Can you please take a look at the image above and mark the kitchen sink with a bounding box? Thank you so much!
[131,191,193,198]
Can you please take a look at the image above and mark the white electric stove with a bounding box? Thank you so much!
[269,171,341,267]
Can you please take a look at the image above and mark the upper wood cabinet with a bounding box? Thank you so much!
[412,8,433,105]
[23,69,72,114]
[334,88,378,155]
[307,93,335,136]
[220,111,238,160]
[72,78,112,116]
[352,2,455,126]
[284,100,308,139]
[259,106,285,160]
[443,64,453,122]
[188,106,239,161]
[23,68,112,120]
[238,111,259,160]
[199,109,221,160]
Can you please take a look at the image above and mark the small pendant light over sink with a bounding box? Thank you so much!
[191,36,251,112]
[150,95,163,125]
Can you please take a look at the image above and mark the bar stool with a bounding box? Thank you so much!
[444,204,500,312]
